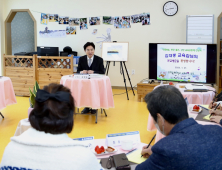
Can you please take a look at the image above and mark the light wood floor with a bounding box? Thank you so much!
[0,89,156,161]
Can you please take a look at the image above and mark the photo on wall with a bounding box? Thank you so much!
[89,17,100,26]
[59,16,69,24]
[49,14,59,22]
[121,16,131,28]
[103,16,113,25]
[66,26,76,35]
[80,18,88,30]
[41,13,49,25]
[131,14,141,23]
[39,27,66,38]
[114,16,122,29]
[69,18,80,26]
[140,13,150,25]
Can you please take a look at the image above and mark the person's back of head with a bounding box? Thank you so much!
[145,85,188,125]
[29,83,75,134]
[63,46,72,54]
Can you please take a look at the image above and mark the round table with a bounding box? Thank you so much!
[60,75,114,109]
[154,83,215,104]
[0,76,17,118]
[14,118,31,136]
[60,75,114,123]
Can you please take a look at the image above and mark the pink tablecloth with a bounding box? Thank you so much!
[154,83,215,105]
[0,77,17,110]
[148,104,218,144]
[60,76,114,109]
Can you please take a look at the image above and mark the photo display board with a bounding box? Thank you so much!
[102,42,129,61]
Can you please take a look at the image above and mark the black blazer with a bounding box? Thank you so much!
[77,55,105,74]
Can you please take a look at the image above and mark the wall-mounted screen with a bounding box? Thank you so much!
[149,43,217,84]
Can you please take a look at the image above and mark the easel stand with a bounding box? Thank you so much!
[105,61,135,100]
[0,112,4,119]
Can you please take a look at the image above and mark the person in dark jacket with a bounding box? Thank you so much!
[136,85,222,170]
[77,42,104,75]
[77,42,105,114]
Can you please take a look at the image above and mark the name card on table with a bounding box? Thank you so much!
[106,131,140,147]
[73,136,94,149]
[73,74,89,79]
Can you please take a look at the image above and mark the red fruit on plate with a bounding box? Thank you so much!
[193,105,200,112]
[169,82,174,85]
[100,146,105,153]
[95,145,100,154]
[95,145,106,154]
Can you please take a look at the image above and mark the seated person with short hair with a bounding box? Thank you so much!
[136,85,222,170]
[0,83,102,170]
[77,42,105,75]
[77,42,105,114]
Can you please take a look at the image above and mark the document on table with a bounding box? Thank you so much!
[202,105,211,120]
[127,149,147,164]
[185,84,208,90]
[73,136,94,149]
[106,131,140,147]
[203,114,210,120]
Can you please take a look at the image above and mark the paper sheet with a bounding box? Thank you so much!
[203,114,210,120]
[185,84,208,90]
[127,149,147,164]
[201,105,209,108]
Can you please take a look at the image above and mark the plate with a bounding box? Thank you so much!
[189,106,202,113]
[92,146,118,156]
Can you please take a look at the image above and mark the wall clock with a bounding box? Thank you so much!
[163,1,178,16]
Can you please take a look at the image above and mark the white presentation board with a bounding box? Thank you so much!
[102,42,129,61]
[186,15,214,44]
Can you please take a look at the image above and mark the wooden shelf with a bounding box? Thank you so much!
[137,82,160,102]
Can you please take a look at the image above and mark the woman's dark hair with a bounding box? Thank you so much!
[84,42,95,50]
[145,85,188,124]
[29,83,75,134]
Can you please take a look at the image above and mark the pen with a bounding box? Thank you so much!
[141,134,156,158]
[126,148,137,155]
[197,105,209,111]
[210,103,220,118]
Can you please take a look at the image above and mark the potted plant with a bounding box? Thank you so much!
[28,81,40,116]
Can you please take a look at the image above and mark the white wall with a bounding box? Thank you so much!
[2,0,222,86]
[0,0,5,76]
